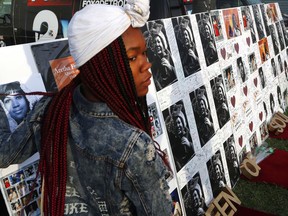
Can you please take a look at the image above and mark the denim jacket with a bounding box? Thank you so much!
[0,85,172,215]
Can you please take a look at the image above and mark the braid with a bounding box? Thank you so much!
[38,77,80,215]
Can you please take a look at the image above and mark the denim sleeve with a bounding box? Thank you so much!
[0,97,49,168]
[121,132,173,216]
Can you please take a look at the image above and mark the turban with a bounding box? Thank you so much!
[68,0,150,68]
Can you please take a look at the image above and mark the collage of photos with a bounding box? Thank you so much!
[0,2,287,216]
[1,161,41,216]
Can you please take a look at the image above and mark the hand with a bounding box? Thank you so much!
[161,58,174,71]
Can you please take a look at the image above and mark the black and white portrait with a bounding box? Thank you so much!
[207,151,226,197]
[258,67,266,89]
[252,5,265,40]
[248,52,257,73]
[196,13,219,67]
[223,135,240,187]
[143,20,177,91]
[237,57,248,83]
[275,21,285,51]
[181,174,207,216]
[249,132,258,156]
[271,58,278,77]
[211,75,230,129]
[173,16,200,77]
[260,4,270,36]
[270,93,275,114]
[223,65,235,91]
[277,55,283,73]
[163,101,194,171]
[269,24,280,55]
[190,86,215,147]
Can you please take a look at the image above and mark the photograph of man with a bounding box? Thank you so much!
[190,87,215,147]
[223,65,235,91]
[25,201,40,216]
[211,76,230,129]
[163,101,194,171]
[223,136,240,187]
[252,4,265,40]
[271,58,278,77]
[237,57,248,83]
[207,151,226,197]
[259,67,266,89]
[270,93,275,114]
[173,16,200,77]
[196,13,219,67]
[181,174,207,216]
[275,22,285,51]
[0,81,34,132]
[7,187,18,202]
[269,24,280,55]
[241,6,257,43]
[143,20,177,91]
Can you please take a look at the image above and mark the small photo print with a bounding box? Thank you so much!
[196,12,219,67]
[236,57,248,83]
[25,200,41,216]
[258,67,266,89]
[207,151,226,197]
[170,189,183,216]
[163,100,195,171]
[223,65,235,91]
[275,21,285,51]
[271,58,278,77]
[9,171,25,185]
[189,86,215,147]
[148,102,163,139]
[249,132,258,156]
[181,173,207,216]
[248,52,257,73]
[258,37,270,64]
[223,135,240,187]
[172,16,201,77]
[252,4,265,40]
[269,24,280,55]
[210,75,230,128]
[143,20,178,91]
[211,11,224,42]
[223,8,242,39]
[241,6,257,43]
[260,121,269,141]
[6,187,18,202]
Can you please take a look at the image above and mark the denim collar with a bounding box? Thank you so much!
[72,84,116,117]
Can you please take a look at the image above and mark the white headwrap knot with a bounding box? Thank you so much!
[68,0,150,68]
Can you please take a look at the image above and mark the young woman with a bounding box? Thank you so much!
[0,2,172,215]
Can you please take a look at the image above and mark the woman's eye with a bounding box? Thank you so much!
[128,56,136,61]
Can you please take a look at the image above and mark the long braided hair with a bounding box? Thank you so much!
[38,36,160,215]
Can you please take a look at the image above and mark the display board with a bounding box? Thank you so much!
[0,3,287,216]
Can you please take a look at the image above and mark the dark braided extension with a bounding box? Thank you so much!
[38,77,80,216]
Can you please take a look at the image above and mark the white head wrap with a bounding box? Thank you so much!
[68,0,150,68]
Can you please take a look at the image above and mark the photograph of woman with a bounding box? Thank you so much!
[143,20,177,91]
[0,81,38,132]
[173,16,200,77]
